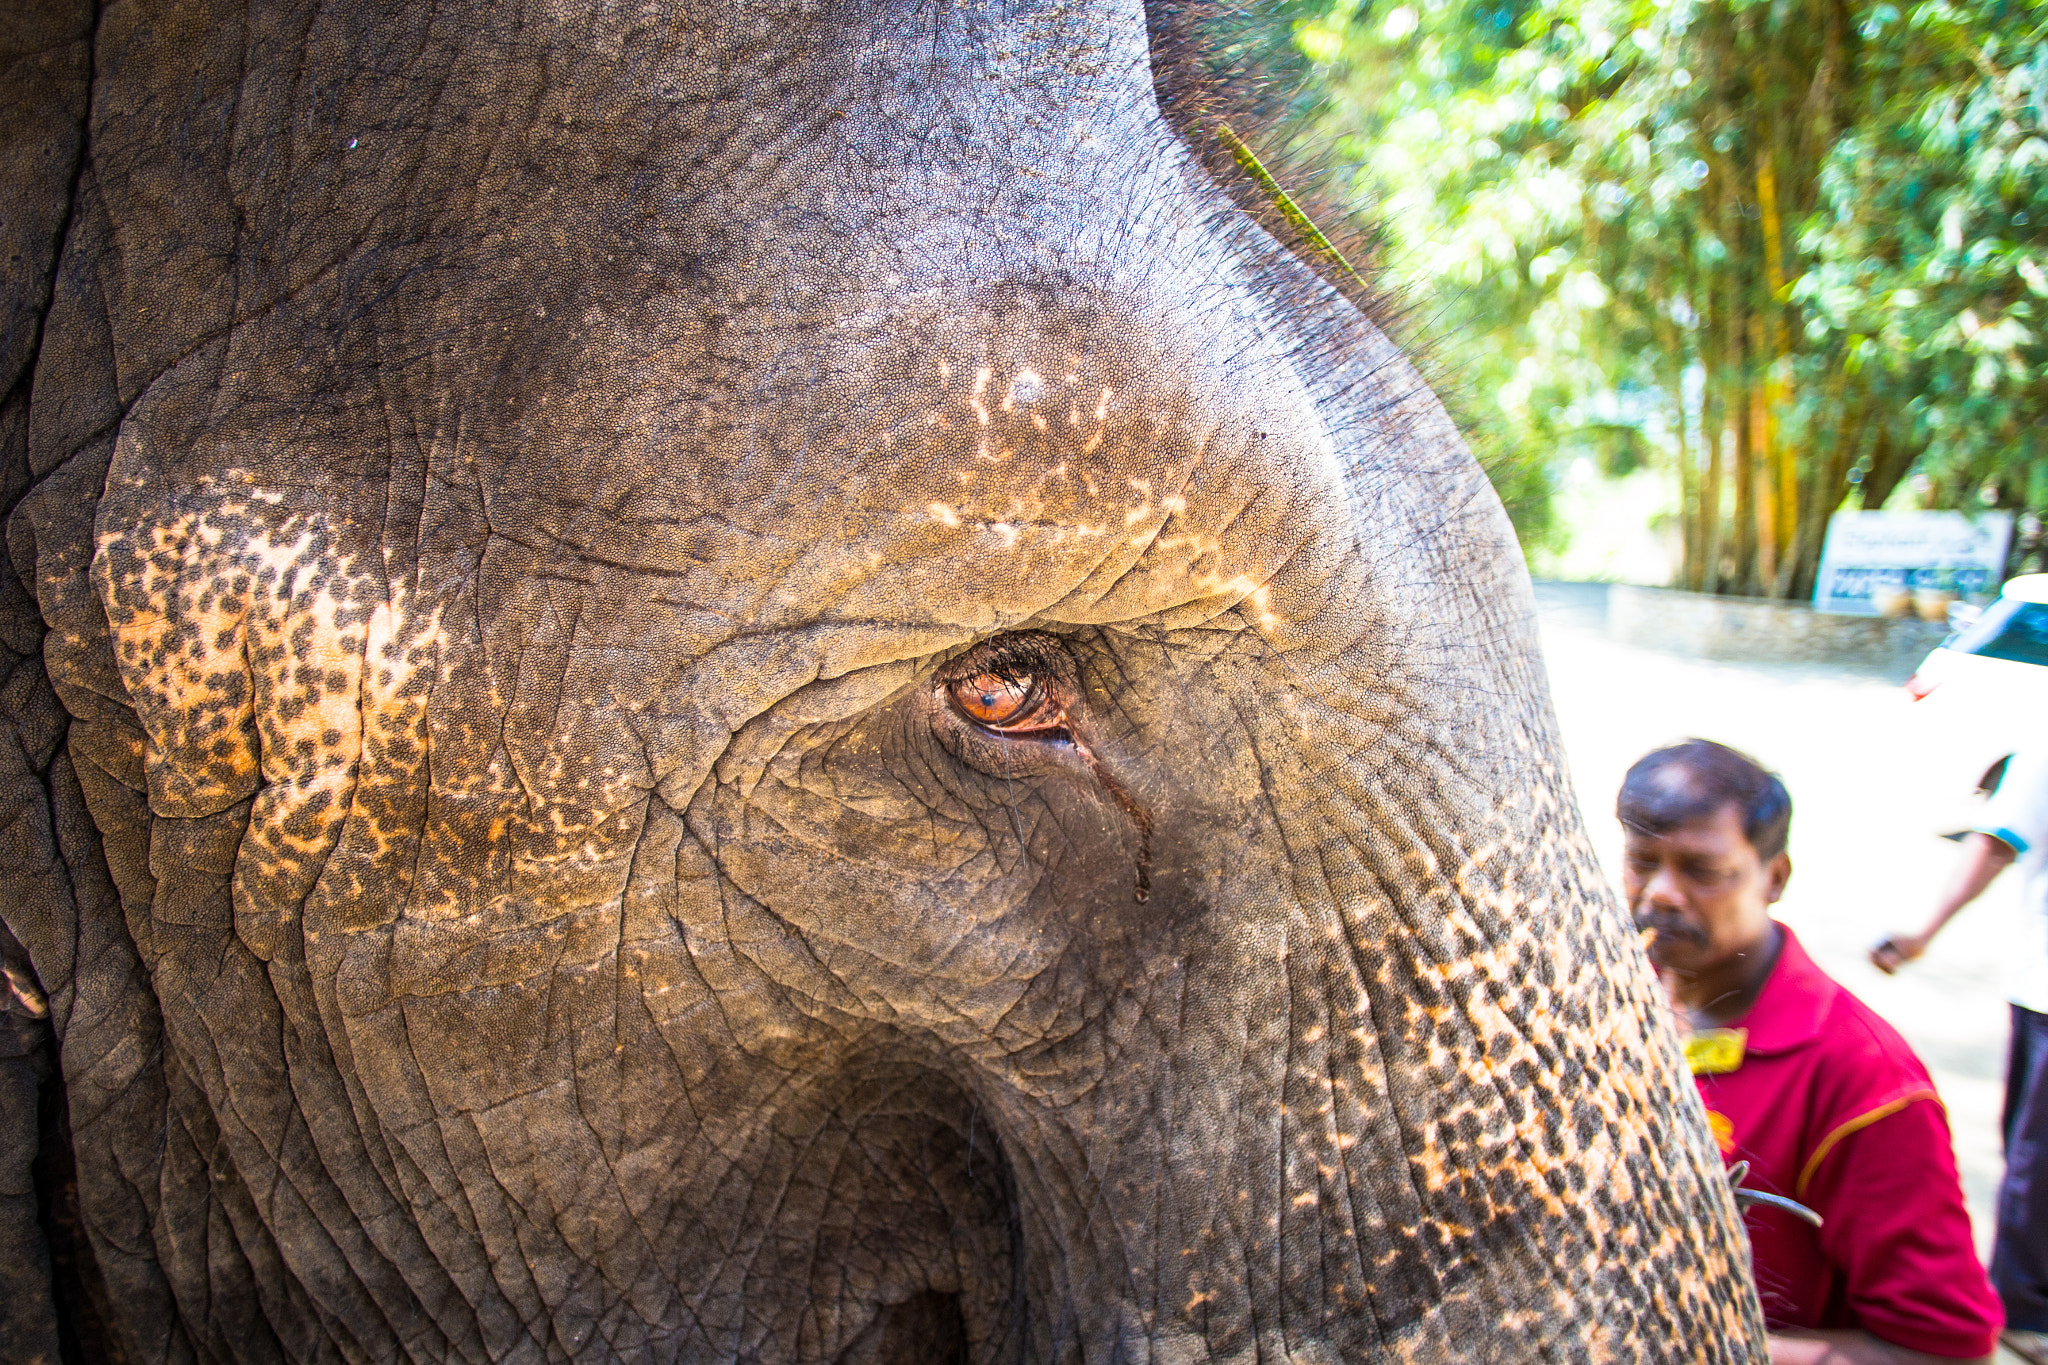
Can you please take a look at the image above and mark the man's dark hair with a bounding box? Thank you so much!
[1616,739,1792,860]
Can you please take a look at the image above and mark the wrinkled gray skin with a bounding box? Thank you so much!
[0,1,1765,1361]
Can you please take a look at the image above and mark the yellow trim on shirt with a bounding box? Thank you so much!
[1794,1089,1940,1197]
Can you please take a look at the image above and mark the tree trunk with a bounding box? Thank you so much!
[1731,329,1757,593]
[1785,374,1867,599]
[1699,239,1729,594]
[1703,382,1726,593]
[1653,253,1699,591]
[1756,155,1798,597]
[1859,422,1916,510]
[1676,392,1699,590]
[1749,320,1777,592]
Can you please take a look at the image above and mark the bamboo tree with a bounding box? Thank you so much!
[1292,0,2048,592]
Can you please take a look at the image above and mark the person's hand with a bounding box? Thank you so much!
[1870,934,1928,975]
[1770,1329,1992,1365]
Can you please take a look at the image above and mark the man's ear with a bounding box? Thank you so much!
[1763,851,1791,904]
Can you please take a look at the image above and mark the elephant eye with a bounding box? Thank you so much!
[947,672,1065,735]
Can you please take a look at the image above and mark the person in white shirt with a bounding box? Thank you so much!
[1874,742,2048,1364]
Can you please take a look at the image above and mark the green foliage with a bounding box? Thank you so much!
[1798,2,2048,509]
[1275,0,2048,588]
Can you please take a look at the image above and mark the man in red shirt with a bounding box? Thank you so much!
[1620,739,2002,1364]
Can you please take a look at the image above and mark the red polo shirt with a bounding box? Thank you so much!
[1692,924,2001,1357]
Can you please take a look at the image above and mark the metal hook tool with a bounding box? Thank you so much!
[1727,1160,1824,1227]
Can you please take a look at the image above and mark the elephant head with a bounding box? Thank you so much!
[0,0,1763,1360]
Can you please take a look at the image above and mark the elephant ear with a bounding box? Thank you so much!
[0,6,113,1363]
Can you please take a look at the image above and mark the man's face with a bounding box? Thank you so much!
[1622,802,1789,977]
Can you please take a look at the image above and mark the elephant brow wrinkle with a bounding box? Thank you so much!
[1067,730,1153,903]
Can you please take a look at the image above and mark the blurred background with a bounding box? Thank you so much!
[1227,0,2045,592]
[1533,582,2016,1259]
[1221,0,2047,1327]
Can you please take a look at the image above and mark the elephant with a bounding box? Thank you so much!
[0,0,1765,1360]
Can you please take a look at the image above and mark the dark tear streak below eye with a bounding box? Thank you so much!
[1064,731,1153,904]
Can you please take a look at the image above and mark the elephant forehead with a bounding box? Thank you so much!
[473,275,1349,641]
[675,357,1328,635]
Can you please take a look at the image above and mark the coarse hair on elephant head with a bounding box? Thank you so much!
[0,0,1765,1361]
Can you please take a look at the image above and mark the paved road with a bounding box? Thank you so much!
[1533,581,2021,1271]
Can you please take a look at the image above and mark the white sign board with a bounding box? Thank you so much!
[1813,510,2014,616]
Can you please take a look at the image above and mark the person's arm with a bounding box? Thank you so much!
[1870,831,2014,973]
[1770,1328,1991,1365]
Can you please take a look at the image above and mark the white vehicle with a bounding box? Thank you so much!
[1904,574,2048,818]
[1906,573,2048,706]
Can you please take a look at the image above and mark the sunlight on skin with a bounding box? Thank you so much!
[913,361,1292,629]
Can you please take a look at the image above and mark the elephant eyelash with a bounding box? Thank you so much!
[936,634,1076,738]
[945,672,1069,737]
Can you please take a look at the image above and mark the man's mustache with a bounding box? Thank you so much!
[1633,912,1709,949]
